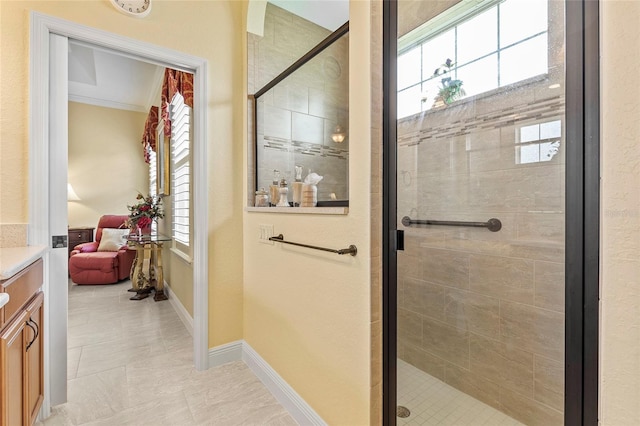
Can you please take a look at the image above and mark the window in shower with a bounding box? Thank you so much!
[517,119,562,164]
[397,0,549,119]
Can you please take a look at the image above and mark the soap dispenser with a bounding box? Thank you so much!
[269,170,280,207]
[276,178,290,207]
[292,165,303,207]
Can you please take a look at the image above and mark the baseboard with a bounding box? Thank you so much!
[242,342,326,426]
[164,282,193,336]
[205,340,325,425]
[208,340,243,367]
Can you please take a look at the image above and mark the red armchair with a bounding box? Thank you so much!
[68,215,136,285]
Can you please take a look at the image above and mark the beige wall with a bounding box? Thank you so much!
[68,102,148,228]
[600,1,640,425]
[168,254,193,315]
[0,0,244,347]
[243,1,372,424]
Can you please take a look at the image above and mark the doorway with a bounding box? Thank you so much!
[28,12,209,414]
[382,0,599,424]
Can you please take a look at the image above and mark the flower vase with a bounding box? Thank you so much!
[129,226,142,241]
[132,224,151,240]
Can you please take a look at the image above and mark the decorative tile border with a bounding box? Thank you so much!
[398,96,565,146]
[263,136,349,160]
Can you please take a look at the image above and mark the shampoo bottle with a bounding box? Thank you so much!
[269,170,280,207]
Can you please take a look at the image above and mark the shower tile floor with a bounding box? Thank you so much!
[397,360,523,426]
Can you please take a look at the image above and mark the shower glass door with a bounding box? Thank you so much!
[395,0,566,424]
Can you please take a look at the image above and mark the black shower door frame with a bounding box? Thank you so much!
[381,0,600,424]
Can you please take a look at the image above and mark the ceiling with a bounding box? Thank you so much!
[270,0,349,31]
[68,41,164,113]
[67,1,349,113]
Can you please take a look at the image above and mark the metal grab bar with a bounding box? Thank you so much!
[269,234,358,256]
[401,216,502,232]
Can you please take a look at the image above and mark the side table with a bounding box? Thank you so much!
[126,233,171,301]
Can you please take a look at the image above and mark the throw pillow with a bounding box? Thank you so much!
[97,228,130,252]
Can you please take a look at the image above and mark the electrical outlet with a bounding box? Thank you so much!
[259,224,274,244]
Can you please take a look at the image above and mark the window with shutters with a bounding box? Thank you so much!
[170,92,190,250]
[148,145,158,233]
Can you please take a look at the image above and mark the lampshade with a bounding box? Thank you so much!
[67,183,81,201]
[331,125,346,143]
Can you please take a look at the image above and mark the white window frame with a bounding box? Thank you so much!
[516,118,562,164]
[398,0,549,118]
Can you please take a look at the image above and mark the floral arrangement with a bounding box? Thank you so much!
[432,58,466,105]
[126,193,164,230]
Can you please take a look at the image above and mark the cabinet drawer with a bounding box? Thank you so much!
[68,228,94,254]
[0,258,43,327]
[69,229,92,245]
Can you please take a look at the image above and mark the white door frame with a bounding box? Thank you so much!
[29,12,209,415]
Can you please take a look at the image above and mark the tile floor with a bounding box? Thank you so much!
[396,360,523,426]
[37,280,296,426]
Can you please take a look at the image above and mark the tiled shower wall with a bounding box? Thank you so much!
[396,85,566,425]
[249,4,349,202]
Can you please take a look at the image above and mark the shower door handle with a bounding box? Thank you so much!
[396,230,404,251]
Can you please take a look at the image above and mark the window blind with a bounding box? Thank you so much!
[170,92,190,246]
[148,146,158,233]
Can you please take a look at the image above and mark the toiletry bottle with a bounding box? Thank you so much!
[301,183,317,207]
[301,169,319,207]
[292,165,303,207]
[276,178,290,207]
[269,170,280,207]
[255,188,269,207]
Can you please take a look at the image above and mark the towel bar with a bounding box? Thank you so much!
[269,234,357,256]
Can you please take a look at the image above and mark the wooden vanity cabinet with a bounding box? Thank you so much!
[0,309,29,426]
[25,293,44,425]
[0,259,44,426]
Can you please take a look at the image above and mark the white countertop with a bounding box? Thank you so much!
[0,245,47,280]
[0,293,8,309]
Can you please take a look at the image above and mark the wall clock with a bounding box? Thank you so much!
[109,0,151,18]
